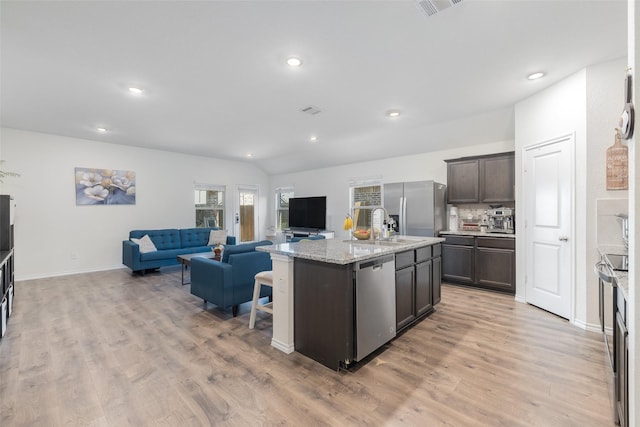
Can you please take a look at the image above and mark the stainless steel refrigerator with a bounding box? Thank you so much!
[383,180,446,237]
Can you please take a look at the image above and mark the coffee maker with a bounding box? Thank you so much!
[485,208,514,234]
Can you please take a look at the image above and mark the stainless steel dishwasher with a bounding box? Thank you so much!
[355,254,396,361]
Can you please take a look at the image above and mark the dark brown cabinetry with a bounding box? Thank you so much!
[446,159,479,203]
[442,235,515,294]
[1,195,15,342]
[475,237,515,291]
[442,236,474,284]
[445,152,515,204]
[615,289,628,427]
[395,244,441,333]
[432,256,441,304]
[293,243,442,370]
[294,259,355,370]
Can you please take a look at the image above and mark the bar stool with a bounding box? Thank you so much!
[249,270,273,329]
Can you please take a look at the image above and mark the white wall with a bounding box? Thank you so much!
[268,140,515,240]
[0,128,269,279]
[628,0,638,422]
[515,69,588,325]
[586,58,629,332]
[515,57,627,331]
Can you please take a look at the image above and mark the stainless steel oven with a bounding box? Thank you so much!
[594,258,616,369]
[594,252,628,371]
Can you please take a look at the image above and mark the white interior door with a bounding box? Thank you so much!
[236,186,259,243]
[524,135,574,319]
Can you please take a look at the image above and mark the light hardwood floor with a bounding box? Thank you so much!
[0,266,616,426]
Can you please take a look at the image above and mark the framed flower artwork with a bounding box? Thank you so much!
[75,167,136,205]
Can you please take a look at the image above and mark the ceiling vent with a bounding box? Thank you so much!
[416,0,463,17]
[300,105,322,115]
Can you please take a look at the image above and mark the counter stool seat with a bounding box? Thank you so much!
[249,270,273,329]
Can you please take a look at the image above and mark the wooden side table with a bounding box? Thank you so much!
[176,253,220,285]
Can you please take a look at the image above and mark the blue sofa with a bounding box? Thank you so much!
[122,227,236,274]
[190,240,273,316]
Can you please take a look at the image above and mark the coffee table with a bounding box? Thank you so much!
[177,252,221,285]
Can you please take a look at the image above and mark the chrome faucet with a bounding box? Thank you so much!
[370,207,391,240]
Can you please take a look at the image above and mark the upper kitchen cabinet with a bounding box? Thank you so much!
[445,152,515,204]
[445,159,479,203]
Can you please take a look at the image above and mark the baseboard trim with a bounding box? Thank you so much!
[573,318,602,334]
[16,265,126,281]
[271,338,295,354]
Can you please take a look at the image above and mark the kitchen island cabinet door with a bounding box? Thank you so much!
[395,266,415,331]
[294,258,355,370]
[446,159,480,203]
[415,260,433,317]
[442,243,474,284]
[432,256,442,304]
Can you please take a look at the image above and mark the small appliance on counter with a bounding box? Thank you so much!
[485,208,514,234]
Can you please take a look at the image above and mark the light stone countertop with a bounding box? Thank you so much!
[440,230,516,238]
[597,245,629,301]
[257,235,445,265]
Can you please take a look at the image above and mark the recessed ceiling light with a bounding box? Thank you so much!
[387,110,401,118]
[96,127,108,133]
[286,57,302,67]
[310,136,318,142]
[246,153,253,158]
[527,72,545,80]
[128,87,143,94]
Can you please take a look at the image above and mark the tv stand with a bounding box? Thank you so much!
[284,228,335,241]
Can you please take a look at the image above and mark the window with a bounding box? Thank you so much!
[195,185,225,228]
[275,188,294,230]
[349,179,382,231]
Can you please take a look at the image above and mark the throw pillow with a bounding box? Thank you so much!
[131,234,157,253]
[208,229,227,246]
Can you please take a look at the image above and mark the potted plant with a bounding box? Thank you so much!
[0,160,19,183]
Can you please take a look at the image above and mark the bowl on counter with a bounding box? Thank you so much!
[352,229,371,240]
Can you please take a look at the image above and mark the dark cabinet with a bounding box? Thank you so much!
[395,244,441,333]
[475,237,515,291]
[615,289,628,427]
[293,244,443,369]
[432,256,441,304]
[446,159,479,203]
[480,154,515,203]
[445,152,515,204]
[395,265,415,331]
[294,258,355,370]
[442,236,474,284]
[415,260,432,317]
[0,195,13,251]
[1,195,15,342]
[442,235,515,294]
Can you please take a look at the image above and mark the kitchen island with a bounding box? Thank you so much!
[257,235,444,370]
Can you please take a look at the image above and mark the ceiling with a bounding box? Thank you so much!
[0,0,627,175]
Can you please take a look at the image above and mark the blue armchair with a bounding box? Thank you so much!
[190,240,273,316]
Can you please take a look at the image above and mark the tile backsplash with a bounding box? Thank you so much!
[596,198,628,246]
[457,208,487,224]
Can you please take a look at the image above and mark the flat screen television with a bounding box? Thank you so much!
[288,196,326,230]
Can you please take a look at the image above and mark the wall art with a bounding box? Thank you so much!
[606,129,628,191]
[75,167,136,205]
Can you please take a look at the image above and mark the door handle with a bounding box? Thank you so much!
[559,236,569,242]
